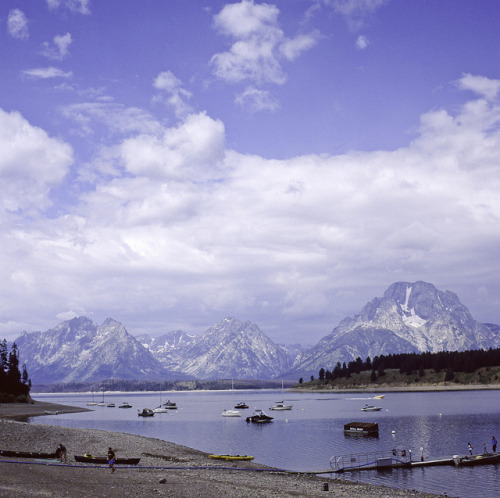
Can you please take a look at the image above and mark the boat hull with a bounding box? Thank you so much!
[209,454,254,461]
[74,455,140,465]
[0,450,57,459]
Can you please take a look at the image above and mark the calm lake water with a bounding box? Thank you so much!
[30,389,500,498]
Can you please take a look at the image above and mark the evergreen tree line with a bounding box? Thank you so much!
[0,340,31,402]
[314,347,500,383]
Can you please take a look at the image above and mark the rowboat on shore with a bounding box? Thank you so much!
[209,454,254,461]
[74,454,141,465]
[0,450,57,459]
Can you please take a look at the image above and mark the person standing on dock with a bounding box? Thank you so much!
[468,442,473,455]
[492,436,497,452]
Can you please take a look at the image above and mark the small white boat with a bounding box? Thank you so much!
[222,409,242,417]
[361,404,382,412]
[270,401,293,411]
[153,406,169,413]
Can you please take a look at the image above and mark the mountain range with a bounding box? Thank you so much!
[14,281,500,384]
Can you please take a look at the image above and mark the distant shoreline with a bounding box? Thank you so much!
[291,383,500,393]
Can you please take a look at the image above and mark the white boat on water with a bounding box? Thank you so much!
[361,404,382,412]
[269,401,293,411]
[222,409,241,417]
[270,380,293,410]
[153,406,169,413]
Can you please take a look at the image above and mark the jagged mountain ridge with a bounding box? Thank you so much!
[288,281,500,378]
[16,316,292,383]
[14,282,500,384]
[16,317,163,383]
[140,318,291,379]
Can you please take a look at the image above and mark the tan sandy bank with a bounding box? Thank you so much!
[0,401,442,497]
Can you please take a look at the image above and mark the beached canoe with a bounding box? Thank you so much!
[0,450,57,459]
[74,454,141,465]
[209,454,254,461]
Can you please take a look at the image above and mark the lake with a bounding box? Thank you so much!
[30,389,500,497]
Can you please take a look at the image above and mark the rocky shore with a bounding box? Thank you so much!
[0,401,442,497]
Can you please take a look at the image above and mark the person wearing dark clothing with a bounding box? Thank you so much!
[58,443,67,463]
[108,447,116,473]
[492,436,497,453]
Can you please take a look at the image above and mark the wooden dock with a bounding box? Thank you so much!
[330,449,500,473]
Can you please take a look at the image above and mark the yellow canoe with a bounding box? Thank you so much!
[209,454,254,461]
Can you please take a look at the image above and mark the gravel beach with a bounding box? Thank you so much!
[0,401,443,497]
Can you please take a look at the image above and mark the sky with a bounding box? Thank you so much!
[1,0,500,345]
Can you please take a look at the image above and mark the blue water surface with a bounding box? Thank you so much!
[29,389,500,498]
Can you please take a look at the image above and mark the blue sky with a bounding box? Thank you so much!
[1,0,500,344]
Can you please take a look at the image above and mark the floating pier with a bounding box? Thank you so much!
[330,449,500,473]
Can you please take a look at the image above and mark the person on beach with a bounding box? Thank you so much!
[108,447,116,473]
[492,436,497,452]
[468,442,473,455]
[59,443,67,463]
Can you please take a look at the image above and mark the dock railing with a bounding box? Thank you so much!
[330,448,412,472]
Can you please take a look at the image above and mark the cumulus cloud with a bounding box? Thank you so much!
[41,33,73,60]
[2,76,500,343]
[153,71,193,118]
[7,9,29,40]
[46,0,91,15]
[210,0,317,85]
[0,108,73,212]
[120,112,226,181]
[23,67,73,79]
[456,73,500,101]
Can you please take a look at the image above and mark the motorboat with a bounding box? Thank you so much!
[360,404,382,412]
[138,408,155,417]
[153,406,170,413]
[246,409,273,423]
[222,409,241,417]
[163,400,178,409]
[269,401,292,411]
[119,402,132,408]
[373,395,385,399]
[234,402,249,409]
[107,403,116,408]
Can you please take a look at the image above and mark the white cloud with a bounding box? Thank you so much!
[2,76,500,343]
[46,0,91,15]
[153,71,193,118]
[331,0,388,30]
[355,34,369,49]
[211,0,317,85]
[120,112,226,181]
[7,9,29,40]
[41,33,73,60]
[0,108,73,212]
[235,87,279,112]
[23,67,73,79]
[456,73,500,101]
